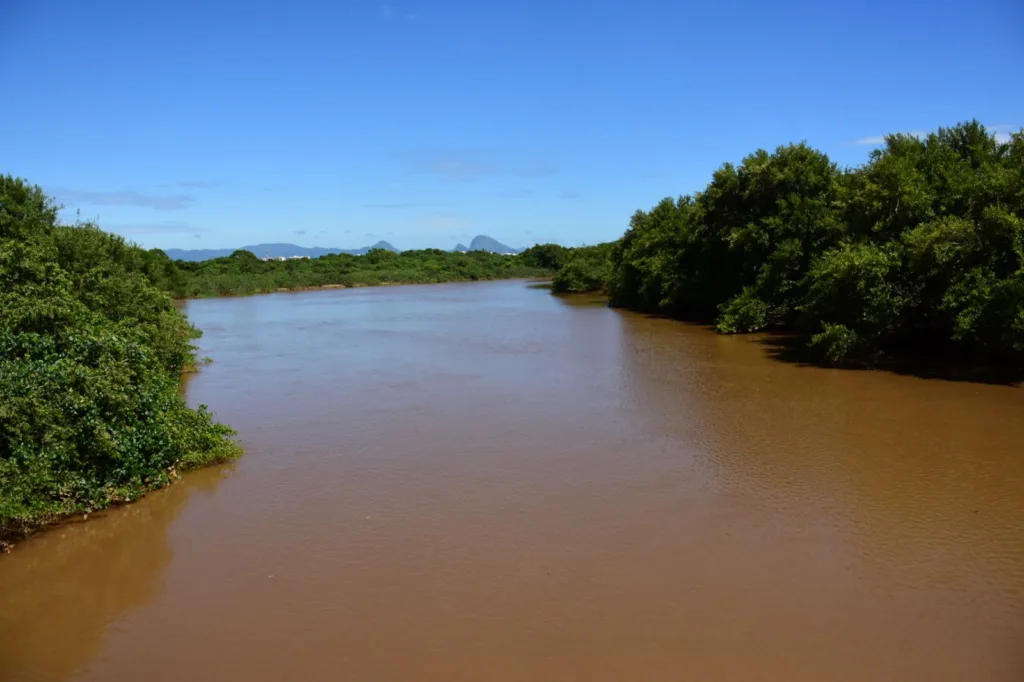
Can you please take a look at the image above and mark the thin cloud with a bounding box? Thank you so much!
[517,161,559,179]
[362,201,437,208]
[395,150,557,182]
[853,125,1018,146]
[379,5,417,20]
[105,221,208,235]
[497,189,535,199]
[558,190,582,200]
[294,229,307,235]
[161,180,217,189]
[395,149,501,182]
[54,187,197,211]
[852,130,928,146]
[990,124,1019,143]
[407,211,474,231]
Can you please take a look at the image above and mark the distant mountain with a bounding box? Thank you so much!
[468,235,522,254]
[357,240,399,254]
[161,236,522,261]
[164,241,398,262]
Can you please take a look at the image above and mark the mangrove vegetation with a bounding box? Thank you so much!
[0,177,241,542]
[548,121,1024,366]
[169,247,550,298]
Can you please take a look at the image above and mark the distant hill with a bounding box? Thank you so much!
[164,241,398,261]
[468,235,522,254]
[162,236,521,261]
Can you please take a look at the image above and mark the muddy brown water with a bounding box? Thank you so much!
[2,280,1023,682]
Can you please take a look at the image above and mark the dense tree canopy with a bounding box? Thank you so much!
[550,243,615,293]
[0,177,240,540]
[555,121,1024,366]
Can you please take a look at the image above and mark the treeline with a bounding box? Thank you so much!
[168,248,550,298]
[0,177,240,542]
[548,121,1024,366]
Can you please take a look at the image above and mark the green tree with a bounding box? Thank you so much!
[561,120,1023,366]
[0,176,240,540]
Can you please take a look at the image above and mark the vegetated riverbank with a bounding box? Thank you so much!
[163,247,555,298]
[181,275,554,299]
[0,177,241,547]
[544,120,1024,370]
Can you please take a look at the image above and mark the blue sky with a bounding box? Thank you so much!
[2,0,1021,251]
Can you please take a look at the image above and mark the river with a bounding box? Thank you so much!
[1,280,1022,681]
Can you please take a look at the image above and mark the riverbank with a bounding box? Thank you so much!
[168,248,552,298]
[0,177,241,549]
[180,275,552,299]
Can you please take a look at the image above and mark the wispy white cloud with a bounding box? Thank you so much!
[517,161,559,179]
[379,4,417,20]
[852,130,927,146]
[411,211,474,231]
[497,189,535,199]
[558,190,582,200]
[395,149,502,182]
[395,149,558,182]
[854,124,1019,146]
[362,201,438,208]
[53,187,197,211]
[105,221,208,235]
[294,229,307,235]
[159,180,217,189]
[989,124,1019,143]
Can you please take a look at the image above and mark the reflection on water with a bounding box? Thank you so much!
[1,280,1022,681]
[616,315,1024,679]
[0,466,233,681]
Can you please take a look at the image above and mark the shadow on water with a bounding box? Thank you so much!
[754,333,1024,387]
[552,292,1023,388]
[550,291,610,308]
[0,464,234,681]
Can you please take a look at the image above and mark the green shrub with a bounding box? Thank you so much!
[0,176,240,539]
[550,243,614,293]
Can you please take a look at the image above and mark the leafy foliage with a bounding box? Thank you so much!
[550,243,614,293]
[557,121,1024,365]
[0,177,240,539]
[520,243,571,271]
